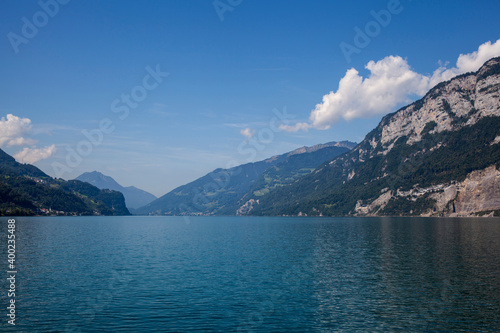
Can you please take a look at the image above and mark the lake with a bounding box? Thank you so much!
[1,216,499,332]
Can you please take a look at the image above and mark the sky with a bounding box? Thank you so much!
[1,0,500,197]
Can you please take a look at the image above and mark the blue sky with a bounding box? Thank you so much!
[1,0,500,197]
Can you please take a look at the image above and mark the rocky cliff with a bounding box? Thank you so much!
[247,57,500,217]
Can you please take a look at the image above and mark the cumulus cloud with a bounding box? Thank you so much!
[1,113,56,164]
[0,114,37,147]
[428,39,500,86]
[240,127,255,139]
[14,145,56,164]
[282,39,500,132]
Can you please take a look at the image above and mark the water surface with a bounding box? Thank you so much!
[1,216,499,332]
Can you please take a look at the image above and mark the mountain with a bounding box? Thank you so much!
[0,149,48,178]
[75,171,157,210]
[245,57,500,217]
[135,141,356,215]
[0,149,130,216]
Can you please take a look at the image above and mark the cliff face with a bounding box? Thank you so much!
[372,57,500,153]
[354,164,500,217]
[361,57,500,216]
[248,57,500,217]
[450,166,500,216]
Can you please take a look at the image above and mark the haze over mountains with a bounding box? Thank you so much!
[135,57,500,217]
[75,171,157,210]
[1,58,499,218]
[135,141,356,215]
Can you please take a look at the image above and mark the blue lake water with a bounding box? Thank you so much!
[1,216,499,332]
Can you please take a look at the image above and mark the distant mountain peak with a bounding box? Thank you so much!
[78,171,121,188]
[288,141,357,156]
[136,140,353,216]
[75,171,156,210]
[0,149,129,216]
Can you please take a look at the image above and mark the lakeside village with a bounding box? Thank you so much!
[1,176,101,217]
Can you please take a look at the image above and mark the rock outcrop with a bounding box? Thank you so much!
[451,166,500,216]
[248,57,500,217]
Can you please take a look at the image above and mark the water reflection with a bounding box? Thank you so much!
[310,218,500,331]
[0,216,498,332]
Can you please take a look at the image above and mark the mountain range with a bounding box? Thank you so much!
[75,171,157,210]
[2,57,499,218]
[244,57,500,217]
[135,58,500,218]
[0,149,130,216]
[135,141,356,215]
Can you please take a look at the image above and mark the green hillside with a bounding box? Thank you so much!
[0,149,130,216]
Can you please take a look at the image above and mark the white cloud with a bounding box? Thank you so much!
[457,39,500,72]
[1,114,56,164]
[0,114,37,147]
[14,145,56,164]
[282,39,500,132]
[280,122,313,132]
[240,127,255,139]
[429,39,500,86]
